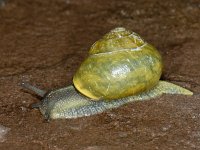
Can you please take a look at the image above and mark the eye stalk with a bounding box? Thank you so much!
[21,82,46,97]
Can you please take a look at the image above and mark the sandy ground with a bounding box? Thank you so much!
[0,0,200,149]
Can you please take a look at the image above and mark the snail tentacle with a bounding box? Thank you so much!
[21,82,47,97]
[31,102,42,108]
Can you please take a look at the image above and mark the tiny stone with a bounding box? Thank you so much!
[118,132,128,138]
[0,124,10,142]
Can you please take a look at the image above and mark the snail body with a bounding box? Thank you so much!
[24,81,192,119]
[22,27,193,120]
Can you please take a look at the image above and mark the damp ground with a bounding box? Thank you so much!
[0,0,200,149]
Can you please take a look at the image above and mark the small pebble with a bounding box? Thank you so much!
[0,0,5,7]
[118,132,128,138]
[0,124,10,142]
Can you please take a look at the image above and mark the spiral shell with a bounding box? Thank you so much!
[73,27,163,100]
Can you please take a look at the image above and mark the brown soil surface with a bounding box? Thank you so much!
[0,0,200,149]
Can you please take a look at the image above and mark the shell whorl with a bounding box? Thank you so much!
[89,27,146,55]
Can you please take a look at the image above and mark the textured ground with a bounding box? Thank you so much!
[0,0,200,149]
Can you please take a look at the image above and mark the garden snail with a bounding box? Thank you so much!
[22,27,193,120]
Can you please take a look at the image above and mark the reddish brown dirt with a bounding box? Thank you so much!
[0,0,200,149]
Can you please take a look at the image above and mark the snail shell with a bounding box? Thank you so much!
[22,27,193,120]
[73,27,163,100]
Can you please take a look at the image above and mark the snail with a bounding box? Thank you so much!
[22,27,193,120]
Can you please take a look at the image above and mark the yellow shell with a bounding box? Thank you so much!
[73,27,163,101]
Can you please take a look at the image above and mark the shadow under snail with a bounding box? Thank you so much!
[22,27,193,120]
